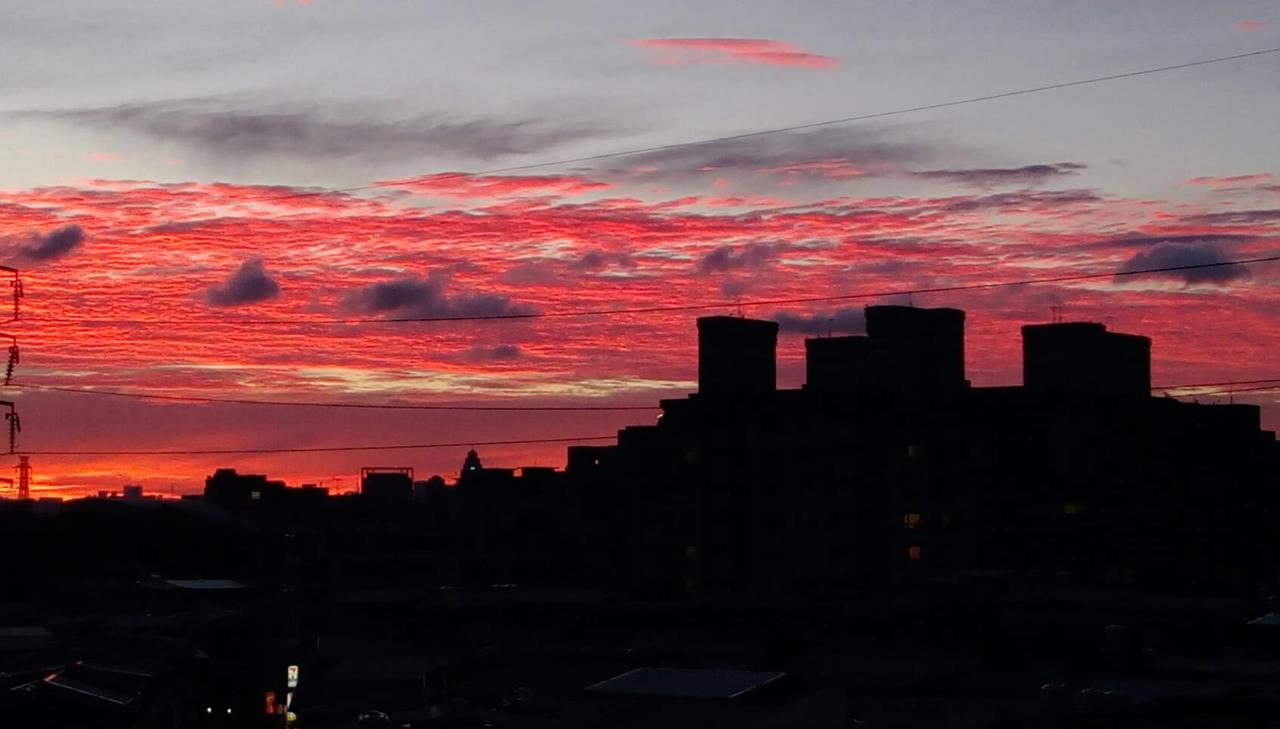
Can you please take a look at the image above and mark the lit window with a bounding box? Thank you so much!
[684,545,697,560]
[903,513,921,529]
[250,491,260,500]
[1064,503,1082,515]
[907,444,922,459]
[907,546,922,561]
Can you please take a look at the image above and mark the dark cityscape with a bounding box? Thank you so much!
[2,307,1279,727]
[2,3,1279,727]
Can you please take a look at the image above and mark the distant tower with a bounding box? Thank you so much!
[460,449,483,479]
[16,456,30,500]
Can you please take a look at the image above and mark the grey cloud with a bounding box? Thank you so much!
[1184,209,1280,226]
[1103,233,1252,249]
[698,242,779,274]
[940,189,1102,212]
[343,274,534,319]
[571,250,635,271]
[772,307,867,335]
[465,344,523,362]
[1116,241,1247,284]
[15,224,85,262]
[912,162,1085,187]
[16,100,606,162]
[205,258,280,306]
[619,126,933,175]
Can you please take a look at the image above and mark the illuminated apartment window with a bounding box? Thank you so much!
[907,444,922,460]
[684,545,697,561]
[250,491,261,500]
[1064,503,1082,516]
[942,514,953,527]
[907,546,922,561]
[903,513,921,529]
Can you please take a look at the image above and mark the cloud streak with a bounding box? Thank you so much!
[16,101,608,162]
[913,163,1086,187]
[631,38,837,69]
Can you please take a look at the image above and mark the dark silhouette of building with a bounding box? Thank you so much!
[562,307,1280,600]
[804,305,967,396]
[359,466,413,504]
[697,316,779,396]
[204,468,287,507]
[1023,321,1151,398]
[460,449,484,479]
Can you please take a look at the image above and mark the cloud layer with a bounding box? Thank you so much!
[2,168,1276,495]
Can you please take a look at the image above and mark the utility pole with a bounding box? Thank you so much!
[15,457,29,500]
[0,268,24,496]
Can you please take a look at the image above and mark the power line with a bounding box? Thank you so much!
[19,434,618,457]
[10,376,1280,412]
[77,46,1278,208]
[19,383,1280,457]
[474,47,1280,176]
[4,383,658,411]
[1154,378,1280,391]
[22,255,1280,327]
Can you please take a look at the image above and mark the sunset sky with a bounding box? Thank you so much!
[1,1,1277,497]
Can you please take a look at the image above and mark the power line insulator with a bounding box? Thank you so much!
[4,343,17,386]
[0,403,18,454]
[9,274,22,321]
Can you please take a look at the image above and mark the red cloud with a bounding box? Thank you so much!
[630,38,838,69]
[4,173,1279,496]
[1234,19,1270,32]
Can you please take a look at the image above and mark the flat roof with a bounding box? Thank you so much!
[1248,612,1280,626]
[587,667,786,700]
[163,579,247,591]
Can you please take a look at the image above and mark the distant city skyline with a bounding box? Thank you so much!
[0,1,1276,495]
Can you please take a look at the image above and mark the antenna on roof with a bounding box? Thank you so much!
[1050,304,1064,324]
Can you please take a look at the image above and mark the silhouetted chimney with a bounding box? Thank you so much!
[697,316,779,396]
[1022,322,1151,398]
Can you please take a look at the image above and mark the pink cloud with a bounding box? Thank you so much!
[1186,174,1276,187]
[757,158,870,179]
[5,174,1280,496]
[1234,19,1270,32]
[86,152,119,163]
[630,38,838,69]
